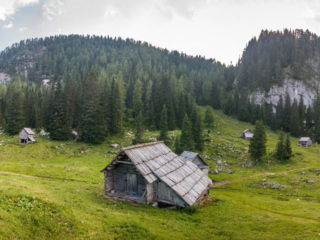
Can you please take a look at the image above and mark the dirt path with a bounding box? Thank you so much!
[0,170,99,184]
[0,170,36,178]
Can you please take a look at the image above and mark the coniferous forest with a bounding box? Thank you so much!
[1,29,320,145]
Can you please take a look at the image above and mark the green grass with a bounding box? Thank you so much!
[0,109,320,239]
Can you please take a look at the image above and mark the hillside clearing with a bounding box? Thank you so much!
[0,110,320,239]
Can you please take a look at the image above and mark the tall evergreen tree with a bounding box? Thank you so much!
[79,72,104,143]
[6,86,25,135]
[275,96,283,130]
[132,79,143,117]
[159,105,169,143]
[249,120,267,162]
[47,80,72,140]
[282,93,291,132]
[191,106,204,151]
[109,79,123,134]
[133,111,144,144]
[180,114,194,151]
[275,132,285,161]
[290,99,300,137]
[284,134,292,160]
[204,107,214,128]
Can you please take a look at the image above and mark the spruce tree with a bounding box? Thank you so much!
[132,79,143,117]
[79,72,104,143]
[192,107,204,151]
[47,80,72,140]
[282,93,291,132]
[133,111,144,144]
[180,114,194,151]
[275,132,285,161]
[174,135,182,154]
[284,134,292,160]
[109,79,123,134]
[6,88,25,135]
[249,120,267,162]
[204,107,214,128]
[159,105,169,143]
[290,99,300,137]
[275,96,283,130]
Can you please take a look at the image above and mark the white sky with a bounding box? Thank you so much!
[1,0,320,64]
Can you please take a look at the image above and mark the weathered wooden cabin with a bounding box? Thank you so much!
[298,137,312,147]
[19,128,35,143]
[180,151,209,175]
[243,129,254,140]
[101,142,212,207]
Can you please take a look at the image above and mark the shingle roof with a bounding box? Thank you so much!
[180,151,209,168]
[299,137,311,142]
[243,129,252,134]
[181,151,198,160]
[104,142,212,206]
[23,128,35,135]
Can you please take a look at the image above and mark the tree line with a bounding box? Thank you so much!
[1,30,320,144]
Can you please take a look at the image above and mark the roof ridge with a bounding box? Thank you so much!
[121,141,164,151]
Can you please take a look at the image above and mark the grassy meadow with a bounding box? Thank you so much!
[0,109,320,239]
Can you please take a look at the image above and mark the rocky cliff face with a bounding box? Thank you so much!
[250,77,319,109]
[0,72,11,83]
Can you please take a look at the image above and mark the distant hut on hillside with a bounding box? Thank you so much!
[298,137,312,147]
[180,151,209,175]
[242,129,254,140]
[19,128,35,143]
[101,142,212,207]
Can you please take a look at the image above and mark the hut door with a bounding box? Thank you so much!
[126,174,138,194]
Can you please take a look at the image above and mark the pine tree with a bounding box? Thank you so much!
[109,79,123,134]
[132,79,143,117]
[180,114,194,151]
[6,87,25,135]
[282,93,291,132]
[174,135,182,154]
[275,96,283,130]
[298,95,305,134]
[249,120,267,162]
[191,106,203,151]
[204,107,214,128]
[290,99,300,137]
[275,132,285,161]
[159,105,169,143]
[133,111,144,144]
[47,80,72,140]
[284,134,292,160]
[79,72,104,143]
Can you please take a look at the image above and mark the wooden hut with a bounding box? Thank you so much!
[243,129,254,140]
[19,128,35,143]
[298,137,312,147]
[101,142,212,207]
[180,151,209,175]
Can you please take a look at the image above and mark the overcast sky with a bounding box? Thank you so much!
[1,0,320,64]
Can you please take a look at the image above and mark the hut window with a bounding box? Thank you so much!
[126,174,138,194]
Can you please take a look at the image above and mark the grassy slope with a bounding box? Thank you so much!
[0,110,320,239]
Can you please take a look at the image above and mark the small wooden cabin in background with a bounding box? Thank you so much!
[101,142,212,207]
[180,151,209,175]
[243,129,254,140]
[298,137,312,147]
[19,128,35,143]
